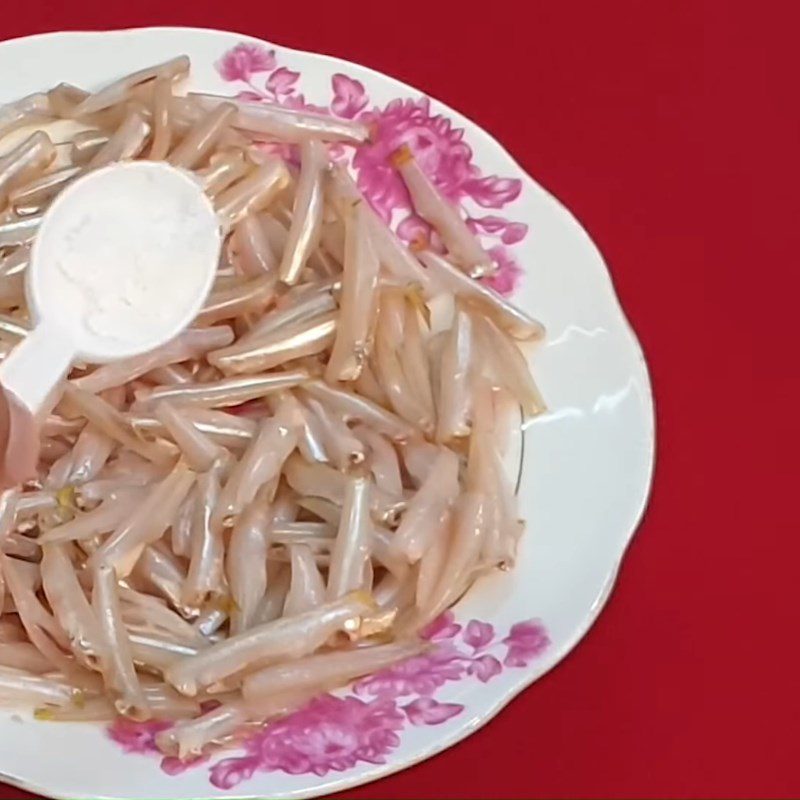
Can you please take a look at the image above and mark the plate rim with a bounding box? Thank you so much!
[0,24,656,800]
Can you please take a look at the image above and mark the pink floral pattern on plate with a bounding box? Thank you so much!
[108,612,549,788]
[214,42,529,295]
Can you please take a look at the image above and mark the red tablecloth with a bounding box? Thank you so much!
[2,2,795,798]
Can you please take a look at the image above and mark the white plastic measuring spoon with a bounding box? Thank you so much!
[0,161,221,487]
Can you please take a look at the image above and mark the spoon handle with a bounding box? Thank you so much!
[0,321,75,418]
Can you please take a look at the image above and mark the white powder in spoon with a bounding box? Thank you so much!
[30,162,220,359]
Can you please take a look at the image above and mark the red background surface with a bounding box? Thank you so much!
[1,2,794,798]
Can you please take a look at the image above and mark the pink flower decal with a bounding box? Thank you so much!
[277,92,328,114]
[404,697,464,726]
[266,67,300,96]
[469,215,529,245]
[210,695,404,786]
[331,74,369,119]
[216,43,276,82]
[462,175,522,208]
[278,92,306,109]
[501,222,528,245]
[463,619,495,650]
[396,214,446,252]
[396,214,435,248]
[482,246,524,296]
[419,611,461,642]
[210,756,259,789]
[503,619,550,667]
[467,654,503,683]
[161,753,208,775]
[353,97,478,221]
[236,89,265,103]
[107,717,171,754]
[355,646,466,699]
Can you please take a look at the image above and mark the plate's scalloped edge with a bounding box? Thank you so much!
[0,25,656,800]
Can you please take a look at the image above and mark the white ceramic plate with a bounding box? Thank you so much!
[0,26,655,800]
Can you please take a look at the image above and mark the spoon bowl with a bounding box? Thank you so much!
[29,160,221,363]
